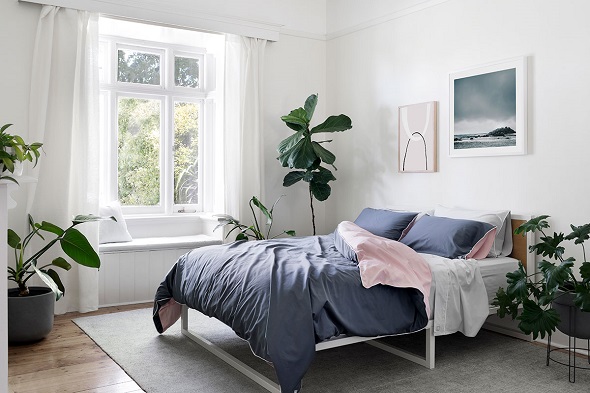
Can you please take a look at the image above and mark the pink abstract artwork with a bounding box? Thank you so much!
[398,101,437,173]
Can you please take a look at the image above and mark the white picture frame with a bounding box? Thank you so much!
[449,56,527,157]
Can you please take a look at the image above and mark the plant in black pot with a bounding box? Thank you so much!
[493,215,590,340]
[7,214,112,344]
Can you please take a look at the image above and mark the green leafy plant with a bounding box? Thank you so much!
[7,214,113,300]
[277,94,352,235]
[0,123,43,184]
[215,196,295,241]
[493,215,590,339]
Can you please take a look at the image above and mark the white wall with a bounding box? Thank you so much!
[325,0,590,346]
[326,0,590,239]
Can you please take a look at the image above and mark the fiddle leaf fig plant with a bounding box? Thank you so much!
[493,215,590,339]
[277,94,352,235]
[215,196,295,241]
[7,214,114,300]
[0,123,43,184]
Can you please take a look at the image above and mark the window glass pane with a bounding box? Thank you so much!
[118,49,161,85]
[174,56,199,88]
[118,97,161,206]
[98,41,108,83]
[174,101,199,204]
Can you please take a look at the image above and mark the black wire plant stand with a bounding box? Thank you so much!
[546,303,590,383]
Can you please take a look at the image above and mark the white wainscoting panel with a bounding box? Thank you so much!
[99,247,195,307]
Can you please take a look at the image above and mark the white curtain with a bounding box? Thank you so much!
[27,6,100,314]
[224,35,267,226]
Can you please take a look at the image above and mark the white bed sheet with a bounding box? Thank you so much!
[478,256,520,305]
[421,254,519,338]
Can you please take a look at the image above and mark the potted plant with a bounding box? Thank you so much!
[493,215,590,340]
[215,196,295,241]
[0,123,43,184]
[7,214,112,344]
[277,94,352,235]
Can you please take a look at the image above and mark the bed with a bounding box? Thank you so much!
[153,208,534,393]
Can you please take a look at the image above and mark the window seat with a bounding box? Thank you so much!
[98,234,222,307]
[99,234,221,253]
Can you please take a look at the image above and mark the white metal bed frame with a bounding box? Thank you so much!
[179,215,535,392]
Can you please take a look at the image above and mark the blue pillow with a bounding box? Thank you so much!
[399,215,495,259]
[353,208,418,241]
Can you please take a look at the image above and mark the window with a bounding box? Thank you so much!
[99,18,223,215]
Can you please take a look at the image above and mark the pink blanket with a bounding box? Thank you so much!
[336,221,432,318]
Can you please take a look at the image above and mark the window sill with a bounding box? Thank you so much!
[123,212,222,239]
[99,234,221,253]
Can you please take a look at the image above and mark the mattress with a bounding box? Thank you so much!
[478,256,520,305]
[424,255,519,319]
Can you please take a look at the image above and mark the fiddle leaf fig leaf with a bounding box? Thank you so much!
[565,223,590,245]
[283,171,305,187]
[311,142,336,166]
[277,131,303,154]
[304,94,317,121]
[539,258,574,292]
[517,299,559,340]
[281,108,309,132]
[514,215,550,235]
[310,181,331,201]
[277,137,317,169]
[312,166,336,184]
[310,114,352,134]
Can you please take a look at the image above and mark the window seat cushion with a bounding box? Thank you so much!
[99,234,221,253]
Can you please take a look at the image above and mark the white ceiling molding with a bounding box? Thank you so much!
[19,0,282,41]
[326,0,451,41]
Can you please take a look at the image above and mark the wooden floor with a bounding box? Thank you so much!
[8,303,151,393]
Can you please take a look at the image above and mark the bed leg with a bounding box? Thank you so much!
[366,322,435,369]
[180,306,280,393]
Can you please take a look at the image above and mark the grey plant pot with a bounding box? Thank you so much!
[8,286,55,344]
[552,290,590,340]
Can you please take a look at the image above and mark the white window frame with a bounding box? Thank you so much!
[99,34,214,216]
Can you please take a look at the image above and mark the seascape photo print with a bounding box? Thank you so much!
[453,68,516,150]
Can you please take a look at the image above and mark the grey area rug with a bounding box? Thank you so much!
[74,308,590,392]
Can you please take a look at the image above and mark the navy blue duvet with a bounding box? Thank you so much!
[153,234,428,392]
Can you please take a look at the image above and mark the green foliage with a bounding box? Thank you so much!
[0,124,43,184]
[118,50,160,85]
[494,215,590,339]
[173,102,199,204]
[215,196,296,241]
[175,57,199,88]
[6,214,114,300]
[277,94,352,234]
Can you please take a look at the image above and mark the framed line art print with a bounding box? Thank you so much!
[398,101,437,173]
[449,56,527,157]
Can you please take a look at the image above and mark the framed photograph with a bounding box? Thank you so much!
[398,101,438,173]
[450,57,527,157]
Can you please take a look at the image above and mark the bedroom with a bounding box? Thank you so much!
[2,0,590,391]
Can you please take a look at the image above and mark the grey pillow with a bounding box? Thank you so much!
[399,215,494,259]
[354,208,418,241]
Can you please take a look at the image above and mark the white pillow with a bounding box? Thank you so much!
[99,201,132,244]
[433,205,512,257]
